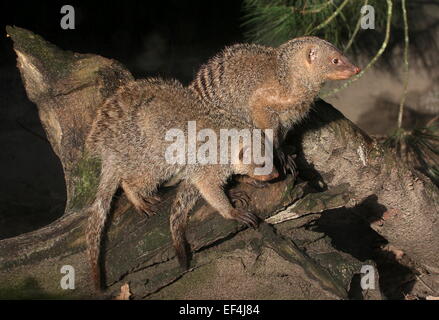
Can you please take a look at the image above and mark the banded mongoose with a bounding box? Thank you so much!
[189,36,361,174]
[85,78,279,290]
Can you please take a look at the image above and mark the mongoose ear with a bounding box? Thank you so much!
[307,47,318,63]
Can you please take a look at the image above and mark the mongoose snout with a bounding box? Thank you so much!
[325,55,361,80]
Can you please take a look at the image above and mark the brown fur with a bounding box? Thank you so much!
[189,36,360,168]
[85,78,278,290]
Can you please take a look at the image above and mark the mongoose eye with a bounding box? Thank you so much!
[332,58,339,65]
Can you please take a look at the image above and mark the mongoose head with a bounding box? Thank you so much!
[278,36,360,86]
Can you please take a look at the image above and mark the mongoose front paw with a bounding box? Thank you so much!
[228,190,250,208]
[229,208,260,229]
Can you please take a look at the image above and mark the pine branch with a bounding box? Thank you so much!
[397,0,410,129]
[242,0,392,49]
[344,0,368,52]
[320,0,393,98]
[309,0,351,34]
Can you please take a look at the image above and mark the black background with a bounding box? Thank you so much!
[0,0,244,80]
[0,0,245,239]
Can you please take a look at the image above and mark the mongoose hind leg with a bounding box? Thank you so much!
[228,189,250,208]
[193,177,260,229]
[169,181,200,269]
[121,178,160,216]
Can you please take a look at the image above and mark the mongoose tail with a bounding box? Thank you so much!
[171,156,280,269]
[170,178,260,270]
[86,161,120,291]
[170,182,200,269]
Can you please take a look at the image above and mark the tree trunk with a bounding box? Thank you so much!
[295,102,439,275]
[1,26,438,299]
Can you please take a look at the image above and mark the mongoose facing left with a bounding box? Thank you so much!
[85,78,279,290]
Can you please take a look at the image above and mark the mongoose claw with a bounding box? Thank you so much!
[276,149,288,175]
[137,195,161,217]
[277,149,298,177]
[230,208,260,229]
[228,190,250,208]
[286,154,298,178]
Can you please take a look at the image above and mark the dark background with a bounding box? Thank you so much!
[2,1,438,241]
[0,1,244,78]
[0,0,245,239]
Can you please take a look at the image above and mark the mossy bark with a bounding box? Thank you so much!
[1,26,438,299]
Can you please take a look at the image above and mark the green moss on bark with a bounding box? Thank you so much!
[68,156,101,211]
[6,26,77,79]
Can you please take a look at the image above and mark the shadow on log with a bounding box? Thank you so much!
[0,26,438,299]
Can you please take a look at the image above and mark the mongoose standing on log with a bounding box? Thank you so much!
[190,36,361,174]
[85,78,278,290]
